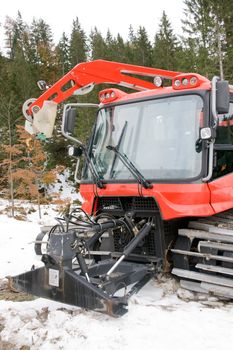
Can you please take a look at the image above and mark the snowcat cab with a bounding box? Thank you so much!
[12,60,233,316]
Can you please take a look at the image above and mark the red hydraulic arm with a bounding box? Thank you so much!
[25,60,181,118]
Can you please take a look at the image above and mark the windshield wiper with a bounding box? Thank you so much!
[109,121,128,177]
[82,146,104,188]
[106,145,153,189]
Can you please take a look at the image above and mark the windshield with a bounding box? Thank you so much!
[83,94,203,181]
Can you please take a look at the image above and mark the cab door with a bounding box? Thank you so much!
[209,98,233,213]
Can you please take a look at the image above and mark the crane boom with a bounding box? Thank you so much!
[23,60,181,138]
[23,59,180,118]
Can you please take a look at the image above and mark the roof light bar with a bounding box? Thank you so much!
[99,88,127,103]
[172,74,202,90]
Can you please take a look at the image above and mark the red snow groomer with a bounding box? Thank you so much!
[13,60,233,316]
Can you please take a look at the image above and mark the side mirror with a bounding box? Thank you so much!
[61,102,98,146]
[216,80,230,114]
[64,108,76,134]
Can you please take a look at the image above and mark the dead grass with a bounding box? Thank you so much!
[0,286,36,302]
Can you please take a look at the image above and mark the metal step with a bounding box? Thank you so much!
[171,248,233,263]
[188,221,233,236]
[198,241,233,253]
[178,228,233,243]
[199,217,233,228]
[172,268,233,288]
[196,263,233,276]
[180,279,208,294]
[201,282,233,298]
[216,212,233,220]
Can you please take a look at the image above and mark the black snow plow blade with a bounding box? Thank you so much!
[11,260,153,317]
[11,220,156,316]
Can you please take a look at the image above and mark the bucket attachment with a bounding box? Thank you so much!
[23,100,57,138]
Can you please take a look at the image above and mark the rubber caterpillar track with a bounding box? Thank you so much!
[172,209,233,298]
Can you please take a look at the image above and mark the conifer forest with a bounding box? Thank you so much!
[0,0,233,203]
[2,3,233,346]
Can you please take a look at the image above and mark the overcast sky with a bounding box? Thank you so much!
[0,0,185,49]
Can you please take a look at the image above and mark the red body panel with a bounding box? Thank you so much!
[80,182,214,220]
[80,174,233,221]
[208,173,233,213]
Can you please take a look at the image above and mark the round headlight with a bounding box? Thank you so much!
[154,76,163,87]
[182,78,189,86]
[111,91,115,98]
[190,77,198,86]
[106,93,110,99]
[174,79,181,87]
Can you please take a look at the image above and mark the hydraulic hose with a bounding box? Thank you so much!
[86,219,124,249]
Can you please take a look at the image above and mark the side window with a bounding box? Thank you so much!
[213,100,233,178]
[216,103,233,144]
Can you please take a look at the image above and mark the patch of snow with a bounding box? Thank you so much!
[47,169,83,202]
[0,215,43,277]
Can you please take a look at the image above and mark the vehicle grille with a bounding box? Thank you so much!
[97,196,159,215]
[97,196,160,258]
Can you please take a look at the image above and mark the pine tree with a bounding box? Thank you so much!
[153,11,179,71]
[114,34,128,63]
[222,1,233,73]
[30,18,57,81]
[182,0,218,77]
[3,14,36,117]
[211,0,233,81]
[177,37,198,72]
[69,18,87,66]
[126,25,138,64]
[0,124,66,216]
[56,32,70,76]
[0,94,20,216]
[104,29,115,61]
[98,30,128,63]
[134,26,152,66]
[0,55,9,100]
[4,12,26,59]
[126,25,153,66]
[89,27,107,60]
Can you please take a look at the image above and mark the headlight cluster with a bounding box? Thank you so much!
[100,91,116,101]
[173,75,199,89]
[99,88,127,103]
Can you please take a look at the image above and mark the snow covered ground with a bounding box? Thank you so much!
[1,200,233,350]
